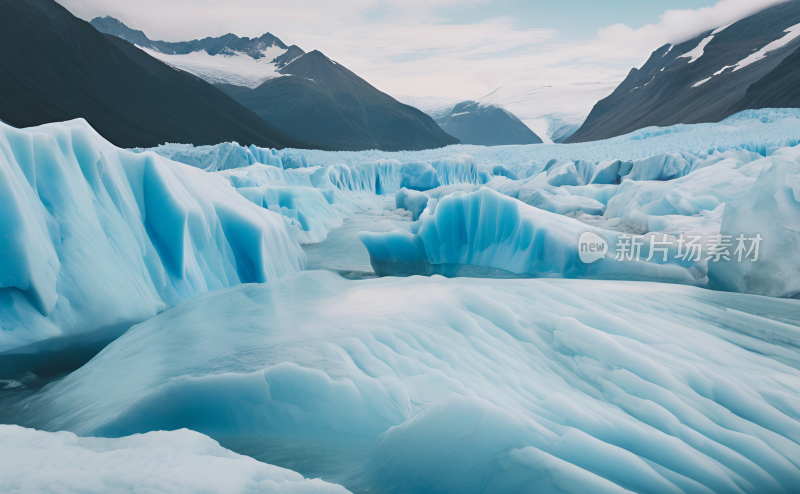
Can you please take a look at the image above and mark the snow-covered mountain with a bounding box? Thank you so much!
[90,16,304,88]
[0,0,306,149]
[216,51,461,151]
[93,17,458,151]
[434,101,542,146]
[569,0,800,143]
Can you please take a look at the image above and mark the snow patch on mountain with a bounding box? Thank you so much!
[733,21,800,72]
[140,46,286,88]
[679,35,714,63]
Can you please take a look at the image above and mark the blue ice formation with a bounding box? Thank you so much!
[215,160,411,244]
[0,119,304,356]
[360,187,705,284]
[16,271,800,493]
[708,148,800,297]
[0,425,350,493]
[144,109,800,179]
[394,188,430,220]
[134,110,800,297]
[138,141,286,171]
[200,153,481,244]
[360,143,800,297]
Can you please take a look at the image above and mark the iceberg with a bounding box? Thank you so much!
[0,425,350,493]
[13,271,800,493]
[0,119,304,364]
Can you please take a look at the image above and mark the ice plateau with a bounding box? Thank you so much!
[13,271,800,493]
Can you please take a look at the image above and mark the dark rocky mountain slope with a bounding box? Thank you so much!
[569,1,800,143]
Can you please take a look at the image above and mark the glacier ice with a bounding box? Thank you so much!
[13,271,800,493]
[270,108,800,169]
[0,425,349,493]
[143,141,288,172]
[132,109,800,297]
[0,119,304,358]
[708,150,800,297]
[360,187,706,283]
[394,188,430,220]
[144,109,800,175]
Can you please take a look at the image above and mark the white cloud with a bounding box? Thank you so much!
[597,0,790,55]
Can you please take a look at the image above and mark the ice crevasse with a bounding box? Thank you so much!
[14,271,800,493]
[0,119,304,358]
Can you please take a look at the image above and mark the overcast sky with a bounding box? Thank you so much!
[59,0,786,104]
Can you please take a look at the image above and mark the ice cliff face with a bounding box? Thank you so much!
[17,271,800,493]
[359,187,705,284]
[0,119,304,356]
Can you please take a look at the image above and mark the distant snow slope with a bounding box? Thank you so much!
[16,271,800,493]
[90,16,302,89]
[0,425,350,493]
[140,46,286,88]
[400,81,618,143]
[0,119,303,357]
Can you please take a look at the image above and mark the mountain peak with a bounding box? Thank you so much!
[92,17,305,87]
[91,16,293,59]
[90,16,153,48]
[435,100,542,146]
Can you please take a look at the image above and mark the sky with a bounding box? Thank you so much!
[58,0,787,121]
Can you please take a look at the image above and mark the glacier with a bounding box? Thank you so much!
[5,109,800,492]
[0,425,349,493]
[133,109,800,297]
[0,119,304,362]
[143,109,800,173]
[12,271,800,493]
[3,108,796,362]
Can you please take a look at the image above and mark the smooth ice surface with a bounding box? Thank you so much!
[302,197,408,276]
[0,119,304,356]
[14,271,800,493]
[0,425,350,493]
